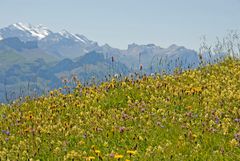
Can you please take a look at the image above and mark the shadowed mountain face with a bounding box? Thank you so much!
[0,37,38,51]
[0,23,225,102]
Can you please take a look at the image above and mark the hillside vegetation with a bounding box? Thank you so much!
[0,58,240,160]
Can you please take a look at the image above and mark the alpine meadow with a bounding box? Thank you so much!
[0,0,240,160]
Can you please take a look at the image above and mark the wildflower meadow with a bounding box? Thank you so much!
[0,57,240,160]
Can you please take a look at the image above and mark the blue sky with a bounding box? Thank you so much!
[0,0,240,50]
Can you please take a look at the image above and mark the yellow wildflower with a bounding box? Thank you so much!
[94,150,101,154]
[127,150,137,155]
[230,139,238,147]
[114,154,124,159]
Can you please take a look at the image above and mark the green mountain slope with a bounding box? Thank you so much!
[0,51,25,69]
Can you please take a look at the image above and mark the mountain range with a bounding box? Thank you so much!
[0,22,220,102]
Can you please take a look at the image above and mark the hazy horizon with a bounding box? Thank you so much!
[1,0,240,50]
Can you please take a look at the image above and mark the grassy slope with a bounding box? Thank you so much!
[0,58,240,160]
[0,51,25,69]
[0,50,58,68]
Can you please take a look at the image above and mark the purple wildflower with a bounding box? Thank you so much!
[234,118,240,123]
[2,130,10,136]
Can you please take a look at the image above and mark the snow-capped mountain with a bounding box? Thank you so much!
[0,23,96,44]
[0,23,51,41]
[0,23,99,58]
[13,23,51,39]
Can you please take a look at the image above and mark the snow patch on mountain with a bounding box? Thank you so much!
[76,34,91,43]
[11,22,51,39]
[59,30,86,43]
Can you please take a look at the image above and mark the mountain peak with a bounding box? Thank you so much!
[128,43,139,49]
[59,30,87,43]
[168,44,186,51]
[12,22,28,28]
[9,22,51,39]
[168,44,179,49]
[59,29,71,35]
[0,23,96,45]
